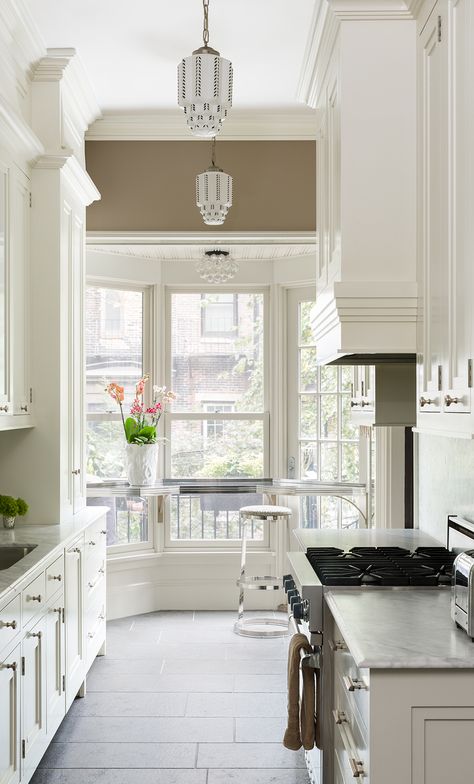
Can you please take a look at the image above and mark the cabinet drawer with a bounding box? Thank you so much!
[84,525,106,579]
[334,654,369,734]
[334,673,369,781]
[22,571,46,625]
[85,560,105,601]
[0,593,21,654]
[45,553,65,600]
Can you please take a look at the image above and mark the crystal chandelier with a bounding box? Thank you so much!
[177,0,233,138]
[196,250,239,284]
[196,138,233,226]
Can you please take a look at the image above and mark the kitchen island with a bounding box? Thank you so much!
[322,587,474,784]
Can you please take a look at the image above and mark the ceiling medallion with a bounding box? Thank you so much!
[177,0,233,138]
[196,250,239,284]
[196,137,233,226]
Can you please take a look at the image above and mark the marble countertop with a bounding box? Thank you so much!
[325,588,474,669]
[0,506,109,604]
[293,526,442,552]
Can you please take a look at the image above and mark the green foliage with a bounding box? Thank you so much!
[124,417,139,443]
[16,498,29,516]
[0,495,28,518]
[124,418,156,444]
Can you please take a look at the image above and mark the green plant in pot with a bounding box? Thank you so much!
[0,495,29,529]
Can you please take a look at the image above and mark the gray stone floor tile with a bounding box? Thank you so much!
[54,716,233,743]
[68,692,187,717]
[90,657,165,675]
[197,742,306,768]
[39,742,197,769]
[185,692,287,718]
[208,771,310,784]
[99,642,164,660]
[31,771,207,784]
[86,672,233,693]
[234,674,287,692]
[162,658,285,675]
[235,717,287,743]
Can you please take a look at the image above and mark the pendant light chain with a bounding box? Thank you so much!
[203,0,210,47]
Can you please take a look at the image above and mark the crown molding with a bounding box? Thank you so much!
[35,151,100,205]
[86,231,317,247]
[0,0,46,98]
[0,94,43,161]
[86,109,317,142]
[297,0,423,108]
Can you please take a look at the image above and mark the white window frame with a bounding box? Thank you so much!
[163,285,271,550]
[86,279,158,555]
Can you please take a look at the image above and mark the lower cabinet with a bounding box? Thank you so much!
[0,642,21,784]
[325,614,474,784]
[0,513,106,784]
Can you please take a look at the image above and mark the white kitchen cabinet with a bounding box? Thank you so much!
[417,0,474,437]
[21,617,46,782]
[45,599,65,740]
[0,152,31,429]
[0,642,21,784]
[64,535,85,709]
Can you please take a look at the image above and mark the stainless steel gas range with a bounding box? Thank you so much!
[284,518,474,784]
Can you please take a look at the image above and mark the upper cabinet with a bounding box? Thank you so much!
[416,0,474,437]
[300,2,419,364]
[0,153,32,429]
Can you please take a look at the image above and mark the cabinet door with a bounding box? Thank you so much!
[45,602,65,738]
[0,161,10,412]
[70,214,85,514]
[0,644,20,784]
[444,0,473,415]
[418,3,449,414]
[21,618,46,778]
[65,538,85,709]
[316,116,328,293]
[10,167,30,417]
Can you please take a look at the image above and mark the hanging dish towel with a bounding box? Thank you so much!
[283,632,320,751]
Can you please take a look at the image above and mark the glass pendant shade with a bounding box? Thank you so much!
[196,250,239,284]
[178,49,233,138]
[196,166,233,226]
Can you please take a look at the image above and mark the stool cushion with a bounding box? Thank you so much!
[240,505,292,519]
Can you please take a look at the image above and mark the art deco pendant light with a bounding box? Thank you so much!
[196,250,239,283]
[196,137,233,225]
[177,0,233,137]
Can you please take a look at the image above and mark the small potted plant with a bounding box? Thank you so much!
[0,495,29,529]
[105,374,175,486]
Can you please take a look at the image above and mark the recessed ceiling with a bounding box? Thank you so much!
[24,0,316,113]
[88,243,317,261]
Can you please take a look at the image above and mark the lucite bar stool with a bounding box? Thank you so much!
[234,504,292,638]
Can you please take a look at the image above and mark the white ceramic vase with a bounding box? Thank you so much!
[3,515,16,529]
[125,443,159,486]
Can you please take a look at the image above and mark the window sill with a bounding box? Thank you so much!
[107,548,276,568]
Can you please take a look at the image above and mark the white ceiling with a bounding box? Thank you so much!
[24,0,316,114]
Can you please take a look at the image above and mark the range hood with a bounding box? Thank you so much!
[327,353,416,366]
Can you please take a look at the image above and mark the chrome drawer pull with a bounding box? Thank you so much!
[51,574,62,581]
[333,710,365,778]
[70,547,81,554]
[3,662,17,671]
[29,631,42,639]
[20,404,28,412]
[445,394,461,406]
[1,620,17,629]
[88,540,96,546]
[30,595,42,602]
[343,675,368,692]
[100,530,107,535]
[419,396,434,407]
[71,468,81,475]
[0,404,9,413]
[329,639,347,652]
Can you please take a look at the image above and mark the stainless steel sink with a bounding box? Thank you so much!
[0,544,37,570]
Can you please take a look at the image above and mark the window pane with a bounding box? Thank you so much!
[320,443,338,481]
[171,292,264,413]
[300,496,318,528]
[86,420,126,480]
[170,493,264,541]
[319,496,340,528]
[341,366,353,392]
[299,301,316,345]
[300,443,318,479]
[342,499,359,529]
[0,172,5,396]
[87,496,149,546]
[320,395,338,439]
[320,366,338,392]
[342,443,359,482]
[86,286,143,413]
[300,396,317,439]
[170,419,264,478]
[300,348,317,392]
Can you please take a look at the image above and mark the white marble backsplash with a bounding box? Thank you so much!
[418,433,474,542]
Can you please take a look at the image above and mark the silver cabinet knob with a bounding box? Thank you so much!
[3,662,17,671]
[419,396,434,407]
[30,595,42,602]
[88,541,96,546]
[1,620,17,629]
[71,468,81,475]
[0,404,9,413]
[100,530,107,535]
[445,394,461,406]
[51,574,62,581]
[20,404,28,412]
[29,630,42,639]
[350,401,360,408]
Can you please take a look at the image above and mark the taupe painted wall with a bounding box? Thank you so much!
[85,141,316,232]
